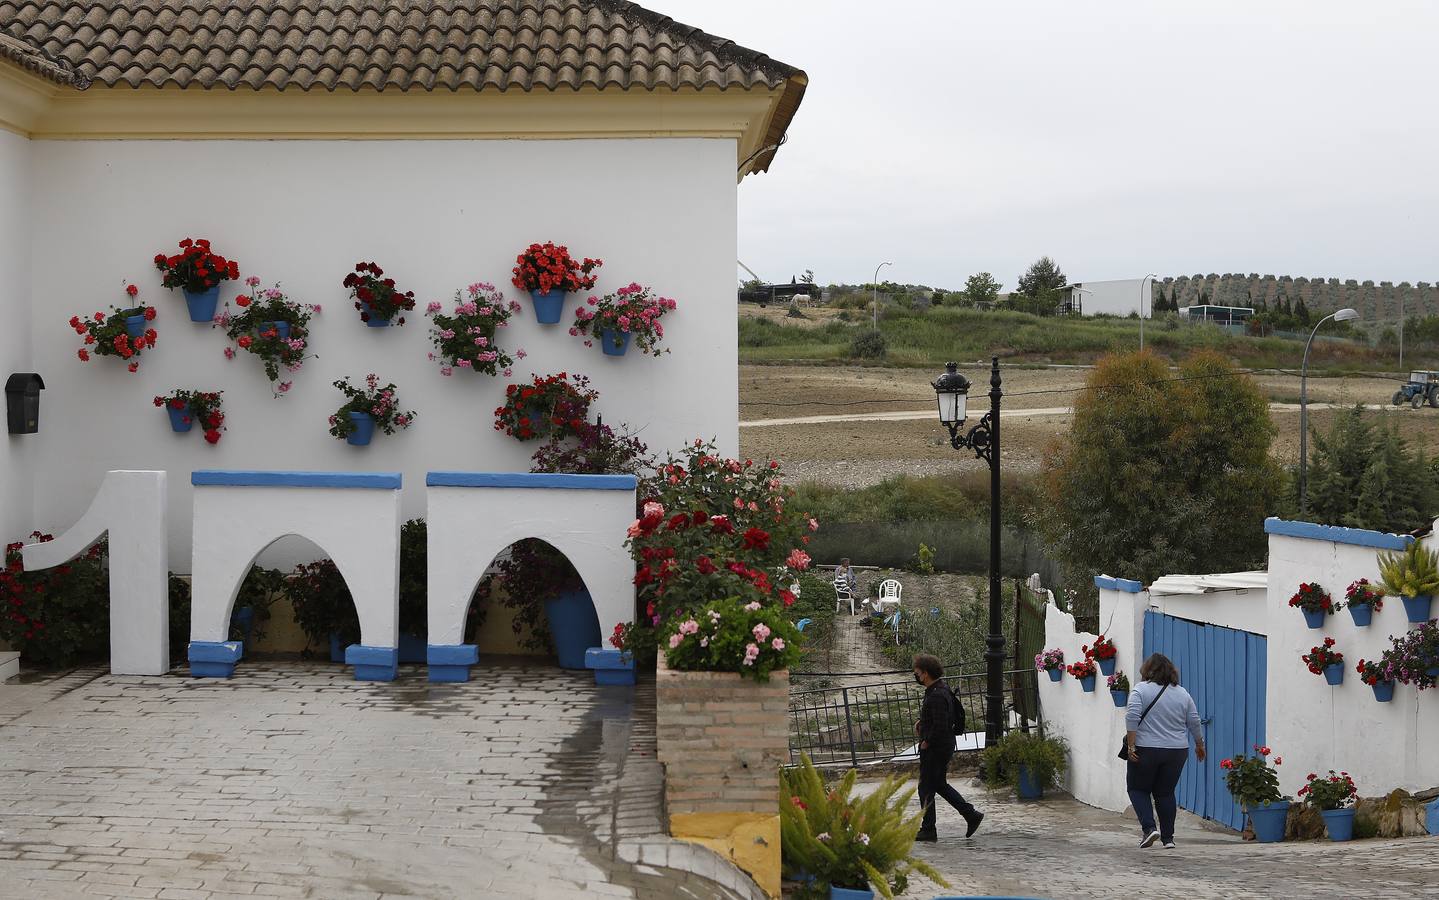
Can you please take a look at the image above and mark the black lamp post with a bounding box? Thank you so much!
[932,358,1004,746]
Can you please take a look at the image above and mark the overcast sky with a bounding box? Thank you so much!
[662,0,1439,292]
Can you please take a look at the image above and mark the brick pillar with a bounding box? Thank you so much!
[655,653,789,899]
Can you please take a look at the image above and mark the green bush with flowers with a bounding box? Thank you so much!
[0,533,108,667]
[662,597,800,681]
[1299,770,1357,811]
[780,755,947,899]
[1220,745,1285,811]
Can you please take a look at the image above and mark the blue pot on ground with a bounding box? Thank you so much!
[1110,689,1127,708]
[183,285,221,322]
[600,329,632,357]
[1016,764,1043,800]
[543,588,602,670]
[1323,663,1344,686]
[528,288,568,324]
[166,403,193,432]
[1302,608,1327,629]
[1372,680,1395,702]
[125,315,146,338]
[830,886,874,900]
[1097,656,1116,677]
[358,299,392,327]
[346,411,375,446]
[1401,594,1433,624]
[1322,807,1355,841]
[1348,603,1374,627]
[1248,800,1289,843]
[1079,674,1096,693]
[398,632,426,664]
[328,633,346,663]
[1047,667,1062,682]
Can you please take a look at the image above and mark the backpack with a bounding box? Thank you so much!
[949,686,967,736]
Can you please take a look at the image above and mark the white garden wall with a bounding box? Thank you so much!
[16,137,737,568]
[0,128,34,547]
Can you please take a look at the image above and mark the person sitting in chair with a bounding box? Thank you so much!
[835,558,858,592]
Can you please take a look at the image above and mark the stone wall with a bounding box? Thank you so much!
[655,654,788,899]
[1155,272,1439,324]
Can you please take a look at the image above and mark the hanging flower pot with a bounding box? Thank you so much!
[1248,800,1289,843]
[600,328,632,357]
[154,238,240,322]
[345,411,375,446]
[1035,647,1064,682]
[263,321,291,341]
[1106,671,1130,706]
[70,287,157,375]
[1303,638,1344,683]
[1047,667,1063,683]
[1348,603,1373,627]
[216,280,319,399]
[1401,594,1433,624]
[343,262,414,328]
[357,299,392,327]
[1290,582,1333,628]
[1066,657,1097,691]
[1097,656,1116,677]
[424,283,523,377]
[124,313,146,338]
[571,283,676,356]
[1079,674,1096,692]
[511,241,601,325]
[1372,680,1395,702]
[1343,579,1381,626]
[1302,608,1327,629]
[1322,663,1344,686]
[166,402,193,432]
[494,373,598,443]
[328,375,416,447]
[153,390,225,443]
[1110,689,1127,708]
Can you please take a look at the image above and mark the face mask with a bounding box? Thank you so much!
[914,673,925,685]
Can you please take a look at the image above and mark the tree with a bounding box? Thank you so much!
[963,272,1002,305]
[1036,351,1279,613]
[1305,406,1438,532]
[1015,256,1067,298]
[801,269,815,286]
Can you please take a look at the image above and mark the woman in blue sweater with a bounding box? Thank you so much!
[1124,653,1205,849]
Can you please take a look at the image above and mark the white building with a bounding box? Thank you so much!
[1061,277,1154,318]
[0,1,806,566]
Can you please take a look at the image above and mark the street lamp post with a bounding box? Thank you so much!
[1139,274,1156,351]
[1299,308,1360,516]
[872,262,892,330]
[932,358,1005,745]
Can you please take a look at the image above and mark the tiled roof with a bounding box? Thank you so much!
[0,30,80,85]
[0,1,802,94]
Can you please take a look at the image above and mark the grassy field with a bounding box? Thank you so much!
[739,304,1402,372]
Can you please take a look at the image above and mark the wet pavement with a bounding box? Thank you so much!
[0,661,753,899]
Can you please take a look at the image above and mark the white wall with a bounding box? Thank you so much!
[1265,527,1439,799]
[19,138,737,569]
[1072,278,1152,318]
[0,128,33,546]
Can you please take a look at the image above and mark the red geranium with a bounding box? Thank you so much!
[1085,634,1117,660]
[154,237,240,293]
[343,262,415,325]
[69,285,157,373]
[1066,658,1098,679]
[511,241,602,295]
[1301,637,1344,674]
[1288,581,1333,614]
[494,372,598,442]
[153,389,226,444]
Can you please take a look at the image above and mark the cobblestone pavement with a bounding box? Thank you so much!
[882,776,1439,900]
[0,661,750,900]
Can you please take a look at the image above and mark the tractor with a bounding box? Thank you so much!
[1392,371,1439,409]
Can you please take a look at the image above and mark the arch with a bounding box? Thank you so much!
[188,471,402,679]
[425,472,636,682]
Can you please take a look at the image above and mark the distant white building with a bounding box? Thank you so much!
[1059,278,1154,318]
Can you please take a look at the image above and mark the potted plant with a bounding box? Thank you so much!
[424,283,524,377]
[69,288,158,375]
[1377,541,1439,623]
[1220,746,1287,842]
[327,374,417,446]
[1355,656,1396,702]
[1106,670,1130,708]
[1386,620,1439,689]
[1288,581,1334,629]
[493,372,598,442]
[569,282,677,357]
[662,597,802,682]
[343,261,415,327]
[1302,637,1345,685]
[979,730,1068,801]
[472,538,593,668]
[1342,578,1383,627]
[154,237,241,322]
[152,390,225,444]
[510,241,602,324]
[779,755,948,900]
[1299,770,1358,841]
[1066,657,1098,692]
[215,278,320,397]
[1085,633,1118,676]
[1035,647,1065,682]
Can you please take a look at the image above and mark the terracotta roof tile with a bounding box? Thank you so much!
[0,0,800,94]
[0,28,80,84]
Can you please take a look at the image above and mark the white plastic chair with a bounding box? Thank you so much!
[874,578,902,616]
[833,575,856,615]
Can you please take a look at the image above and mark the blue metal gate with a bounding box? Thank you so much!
[1142,610,1267,831]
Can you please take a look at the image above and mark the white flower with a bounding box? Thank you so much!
[816,832,830,842]
[857,833,870,845]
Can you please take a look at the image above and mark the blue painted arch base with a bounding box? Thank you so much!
[345,644,399,682]
[427,644,479,683]
[188,640,244,678]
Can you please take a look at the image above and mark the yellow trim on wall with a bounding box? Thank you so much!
[0,65,60,136]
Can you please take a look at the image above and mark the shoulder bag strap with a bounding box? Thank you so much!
[1135,683,1169,727]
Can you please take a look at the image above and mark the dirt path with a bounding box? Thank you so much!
[741,401,1382,429]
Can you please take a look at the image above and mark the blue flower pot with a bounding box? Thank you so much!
[125,315,146,338]
[528,288,568,324]
[1302,608,1327,629]
[1402,595,1433,624]
[1348,603,1374,627]
[1322,807,1355,842]
[1110,689,1127,708]
[1097,656,1116,677]
[264,321,291,340]
[524,407,547,432]
[1323,663,1344,686]
[1249,800,1289,843]
[1016,764,1043,800]
[1047,667,1062,682]
[1372,680,1395,702]
[230,605,254,646]
[600,329,632,357]
[183,285,221,322]
[829,887,874,900]
[166,403,193,432]
[329,633,346,663]
[346,411,375,446]
[1428,665,1439,678]
[358,299,392,327]
[1080,674,1096,692]
[542,588,602,670]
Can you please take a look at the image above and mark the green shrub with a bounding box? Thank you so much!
[0,534,108,667]
[916,543,935,574]
[662,597,801,681]
[850,329,887,359]
[979,730,1068,791]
